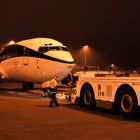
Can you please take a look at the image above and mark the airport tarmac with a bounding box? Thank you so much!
[0,82,140,140]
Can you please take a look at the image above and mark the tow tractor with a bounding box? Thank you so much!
[68,70,140,117]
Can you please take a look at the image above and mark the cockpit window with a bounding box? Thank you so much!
[38,46,68,53]
[61,47,69,51]
[38,47,48,53]
[38,46,61,53]
[48,46,61,51]
[38,47,44,53]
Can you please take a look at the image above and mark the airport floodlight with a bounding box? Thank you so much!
[83,45,89,70]
[9,40,15,45]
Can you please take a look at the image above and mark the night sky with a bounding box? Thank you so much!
[0,0,140,68]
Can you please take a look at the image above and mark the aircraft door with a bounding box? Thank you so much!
[23,47,30,65]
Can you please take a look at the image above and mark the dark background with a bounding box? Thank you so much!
[0,0,140,68]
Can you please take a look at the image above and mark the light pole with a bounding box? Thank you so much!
[83,45,88,70]
[111,64,115,71]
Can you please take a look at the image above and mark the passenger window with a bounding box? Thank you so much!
[0,45,24,60]
[23,47,30,56]
[38,47,48,53]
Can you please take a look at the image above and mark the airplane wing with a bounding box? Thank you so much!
[72,65,99,72]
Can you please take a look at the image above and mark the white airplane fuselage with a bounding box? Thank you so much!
[0,38,75,83]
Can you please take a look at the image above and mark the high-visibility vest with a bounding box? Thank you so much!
[50,79,57,89]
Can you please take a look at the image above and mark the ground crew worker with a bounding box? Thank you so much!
[49,76,59,107]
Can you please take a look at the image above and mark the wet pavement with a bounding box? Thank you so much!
[0,82,140,140]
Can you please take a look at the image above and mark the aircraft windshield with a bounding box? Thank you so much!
[38,47,48,53]
[38,46,68,53]
[49,46,61,51]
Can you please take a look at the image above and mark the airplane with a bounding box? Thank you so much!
[0,37,75,89]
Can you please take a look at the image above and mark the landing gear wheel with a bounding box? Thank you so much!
[81,85,95,109]
[117,88,138,118]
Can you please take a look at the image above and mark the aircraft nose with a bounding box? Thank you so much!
[64,52,75,64]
